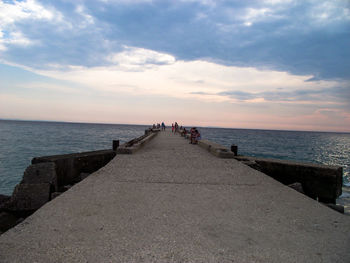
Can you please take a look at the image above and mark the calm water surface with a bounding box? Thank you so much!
[0,120,147,195]
[199,127,350,211]
[200,127,350,183]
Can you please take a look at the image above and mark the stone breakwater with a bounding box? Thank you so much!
[0,129,349,262]
[0,127,345,236]
[0,128,158,235]
[182,130,344,213]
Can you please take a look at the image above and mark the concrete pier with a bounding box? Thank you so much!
[0,130,349,262]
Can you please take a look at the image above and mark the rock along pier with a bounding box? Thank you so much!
[0,130,349,262]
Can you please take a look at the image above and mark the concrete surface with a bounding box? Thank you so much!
[0,130,349,262]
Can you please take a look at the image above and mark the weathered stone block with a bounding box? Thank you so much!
[0,195,10,206]
[9,183,51,211]
[198,140,235,159]
[324,203,344,214]
[51,192,62,200]
[234,156,342,203]
[113,140,120,151]
[21,162,57,192]
[288,182,304,194]
[80,173,90,180]
[32,150,116,186]
[0,212,18,234]
[62,185,72,192]
[216,149,235,159]
[117,132,157,154]
[0,195,11,212]
[230,145,238,156]
[242,160,262,172]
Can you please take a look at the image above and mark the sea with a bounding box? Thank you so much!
[0,120,349,211]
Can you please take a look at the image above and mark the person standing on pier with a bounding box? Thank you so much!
[161,122,165,131]
[195,129,201,143]
[190,127,195,143]
[175,122,179,133]
[172,123,174,133]
[189,127,201,144]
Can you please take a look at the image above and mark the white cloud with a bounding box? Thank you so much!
[239,7,284,26]
[309,1,350,24]
[0,30,34,51]
[220,5,284,29]
[26,46,345,107]
[245,7,272,20]
[75,4,95,28]
[179,0,217,6]
[6,31,33,46]
[2,42,349,131]
[223,0,350,30]
[0,0,56,27]
[106,46,176,70]
[98,0,154,3]
[0,0,65,50]
[263,0,293,5]
[0,30,5,50]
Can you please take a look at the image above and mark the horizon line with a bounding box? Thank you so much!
[1,118,349,134]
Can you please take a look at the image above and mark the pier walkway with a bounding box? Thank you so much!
[0,130,349,262]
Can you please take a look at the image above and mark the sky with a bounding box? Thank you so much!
[0,0,349,132]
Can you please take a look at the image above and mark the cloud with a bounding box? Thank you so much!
[0,0,65,51]
[217,85,350,106]
[2,56,349,131]
[308,1,350,25]
[190,91,211,95]
[239,7,275,26]
[25,47,347,109]
[0,30,34,50]
[75,4,95,28]
[98,0,154,3]
[0,0,55,26]
[106,46,176,70]
[218,90,256,101]
[179,0,217,7]
[1,0,349,80]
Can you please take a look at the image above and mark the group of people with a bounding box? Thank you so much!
[171,122,180,133]
[189,127,201,144]
[153,121,201,144]
[178,125,201,144]
[152,122,166,130]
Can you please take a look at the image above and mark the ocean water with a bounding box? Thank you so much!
[199,127,350,211]
[0,120,349,204]
[0,120,148,195]
[199,127,350,186]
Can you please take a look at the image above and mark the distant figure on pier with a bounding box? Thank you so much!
[172,123,174,133]
[175,122,179,133]
[161,122,165,131]
[189,127,195,144]
[190,128,201,144]
[152,124,156,129]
